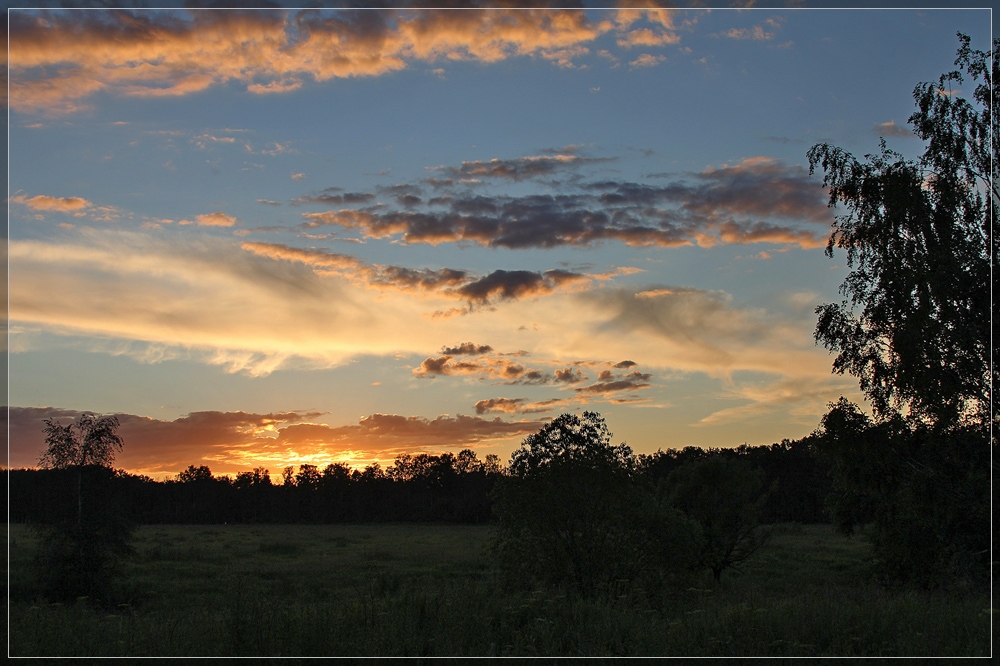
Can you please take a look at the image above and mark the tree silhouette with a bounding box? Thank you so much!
[807,35,995,585]
[662,457,770,582]
[807,34,995,427]
[492,412,678,596]
[40,413,124,469]
[35,413,132,603]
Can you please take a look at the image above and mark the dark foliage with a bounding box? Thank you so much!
[661,457,771,582]
[33,413,133,604]
[491,412,693,596]
[8,438,831,528]
[638,438,832,525]
[807,34,995,427]
[33,466,135,602]
[805,35,995,587]
[815,399,990,587]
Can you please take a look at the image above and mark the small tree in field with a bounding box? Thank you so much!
[663,457,771,583]
[36,412,132,602]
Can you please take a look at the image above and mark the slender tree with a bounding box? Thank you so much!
[807,34,995,428]
[807,35,995,584]
[36,412,131,602]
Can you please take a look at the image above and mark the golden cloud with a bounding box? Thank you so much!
[196,211,239,227]
[8,8,684,114]
[10,193,92,212]
[6,406,543,478]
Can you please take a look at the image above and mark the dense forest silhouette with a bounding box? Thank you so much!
[6,436,830,526]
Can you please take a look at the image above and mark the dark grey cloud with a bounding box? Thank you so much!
[554,367,586,383]
[474,397,568,415]
[574,370,653,396]
[433,153,615,182]
[243,242,591,310]
[292,188,375,206]
[300,157,831,249]
[441,342,494,356]
[454,269,587,303]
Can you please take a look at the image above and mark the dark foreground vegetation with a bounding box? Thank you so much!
[6,522,991,657]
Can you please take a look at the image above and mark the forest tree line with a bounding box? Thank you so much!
[5,436,831,526]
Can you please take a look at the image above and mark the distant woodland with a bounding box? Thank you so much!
[6,437,830,526]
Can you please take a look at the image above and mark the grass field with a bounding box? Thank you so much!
[6,522,992,657]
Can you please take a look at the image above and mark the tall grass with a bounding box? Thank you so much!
[7,523,991,657]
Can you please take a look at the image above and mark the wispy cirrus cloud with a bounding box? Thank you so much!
[715,16,785,42]
[8,7,686,115]
[241,241,606,310]
[8,231,412,376]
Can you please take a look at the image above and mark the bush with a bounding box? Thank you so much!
[491,412,695,596]
[32,466,134,603]
[662,457,771,582]
[816,401,990,587]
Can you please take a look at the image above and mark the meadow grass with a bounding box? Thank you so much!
[6,522,992,657]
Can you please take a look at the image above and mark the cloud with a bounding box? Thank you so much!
[584,286,765,368]
[629,53,666,68]
[298,156,829,250]
[432,153,614,181]
[873,120,914,138]
[455,269,589,304]
[241,241,592,307]
[413,355,533,381]
[10,194,93,213]
[6,406,542,477]
[195,211,239,227]
[7,231,436,376]
[192,133,237,149]
[695,375,859,428]
[554,366,586,383]
[292,190,376,206]
[574,370,653,396]
[9,7,682,114]
[474,397,568,415]
[716,17,783,42]
[9,228,650,381]
[612,5,682,48]
[440,342,494,356]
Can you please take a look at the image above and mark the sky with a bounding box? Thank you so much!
[5,4,992,480]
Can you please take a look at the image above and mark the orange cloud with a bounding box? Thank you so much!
[196,211,238,227]
[10,193,92,212]
[6,406,542,478]
[9,8,682,115]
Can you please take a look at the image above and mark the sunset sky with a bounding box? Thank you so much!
[5,5,991,480]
